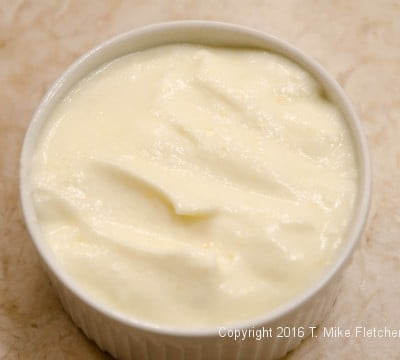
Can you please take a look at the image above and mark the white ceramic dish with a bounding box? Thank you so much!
[20,21,371,360]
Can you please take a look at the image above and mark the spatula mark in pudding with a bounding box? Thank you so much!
[91,159,216,223]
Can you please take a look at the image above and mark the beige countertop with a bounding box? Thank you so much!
[1,1,399,359]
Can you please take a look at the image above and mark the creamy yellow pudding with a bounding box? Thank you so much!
[30,44,358,327]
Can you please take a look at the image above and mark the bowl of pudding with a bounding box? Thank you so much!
[20,21,371,360]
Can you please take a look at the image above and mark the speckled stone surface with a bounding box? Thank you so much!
[0,1,399,359]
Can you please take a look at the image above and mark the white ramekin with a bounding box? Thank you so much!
[20,21,371,360]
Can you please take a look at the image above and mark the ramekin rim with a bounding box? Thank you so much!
[19,20,371,338]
